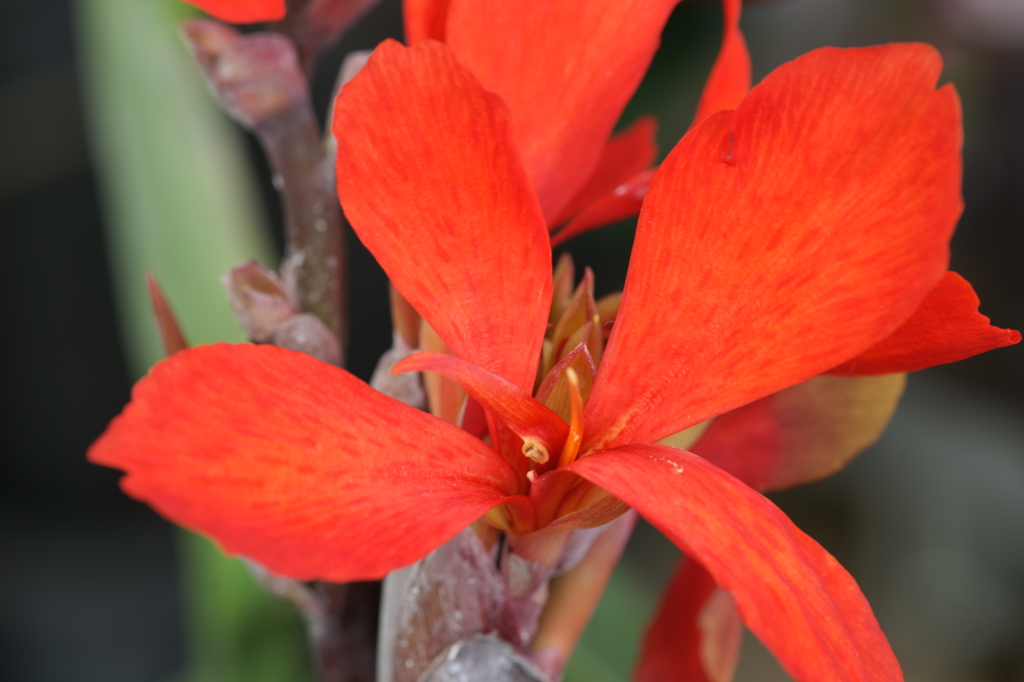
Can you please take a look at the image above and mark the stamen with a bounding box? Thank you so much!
[557,368,585,468]
[522,439,550,464]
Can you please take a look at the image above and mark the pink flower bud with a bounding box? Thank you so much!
[223,260,297,342]
[181,20,308,129]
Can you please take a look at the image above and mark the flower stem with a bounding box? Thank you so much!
[258,106,348,353]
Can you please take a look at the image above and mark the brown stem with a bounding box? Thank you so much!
[276,0,314,74]
[312,582,382,682]
[257,105,348,352]
[180,22,349,355]
[182,25,364,682]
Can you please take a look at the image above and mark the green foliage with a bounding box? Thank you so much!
[75,0,274,377]
[173,532,314,682]
[75,2,306,680]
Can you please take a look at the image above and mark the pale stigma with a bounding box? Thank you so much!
[522,439,550,464]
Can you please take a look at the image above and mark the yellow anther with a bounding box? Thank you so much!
[557,368,585,468]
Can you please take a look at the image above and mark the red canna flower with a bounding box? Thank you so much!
[90,35,1018,681]
[184,0,287,24]
[402,0,681,244]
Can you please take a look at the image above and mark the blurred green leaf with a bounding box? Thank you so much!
[174,532,313,682]
[563,562,660,682]
[74,2,306,681]
[75,0,274,378]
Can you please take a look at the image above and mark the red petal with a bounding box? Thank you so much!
[550,168,655,248]
[333,40,551,392]
[550,116,659,228]
[395,352,568,460]
[586,44,962,450]
[571,445,902,682]
[830,271,1021,375]
[446,0,679,221]
[692,0,751,127]
[634,558,742,682]
[185,0,286,23]
[693,373,906,493]
[88,344,518,582]
[403,0,450,44]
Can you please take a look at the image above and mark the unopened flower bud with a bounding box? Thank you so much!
[270,313,342,366]
[181,20,308,129]
[223,260,298,342]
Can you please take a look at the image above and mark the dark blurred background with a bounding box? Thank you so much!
[1,0,1021,680]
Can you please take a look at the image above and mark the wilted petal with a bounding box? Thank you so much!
[89,344,518,582]
[370,335,427,409]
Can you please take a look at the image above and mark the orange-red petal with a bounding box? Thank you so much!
[550,116,659,228]
[692,0,751,127]
[395,352,569,458]
[830,271,1020,375]
[89,344,518,582]
[634,558,742,682]
[571,445,902,682]
[403,0,450,44]
[446,0,679,221]
[184,0,286,23]
[586,44,962,451]
[550,168,656,248]
[334,40,551,392]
